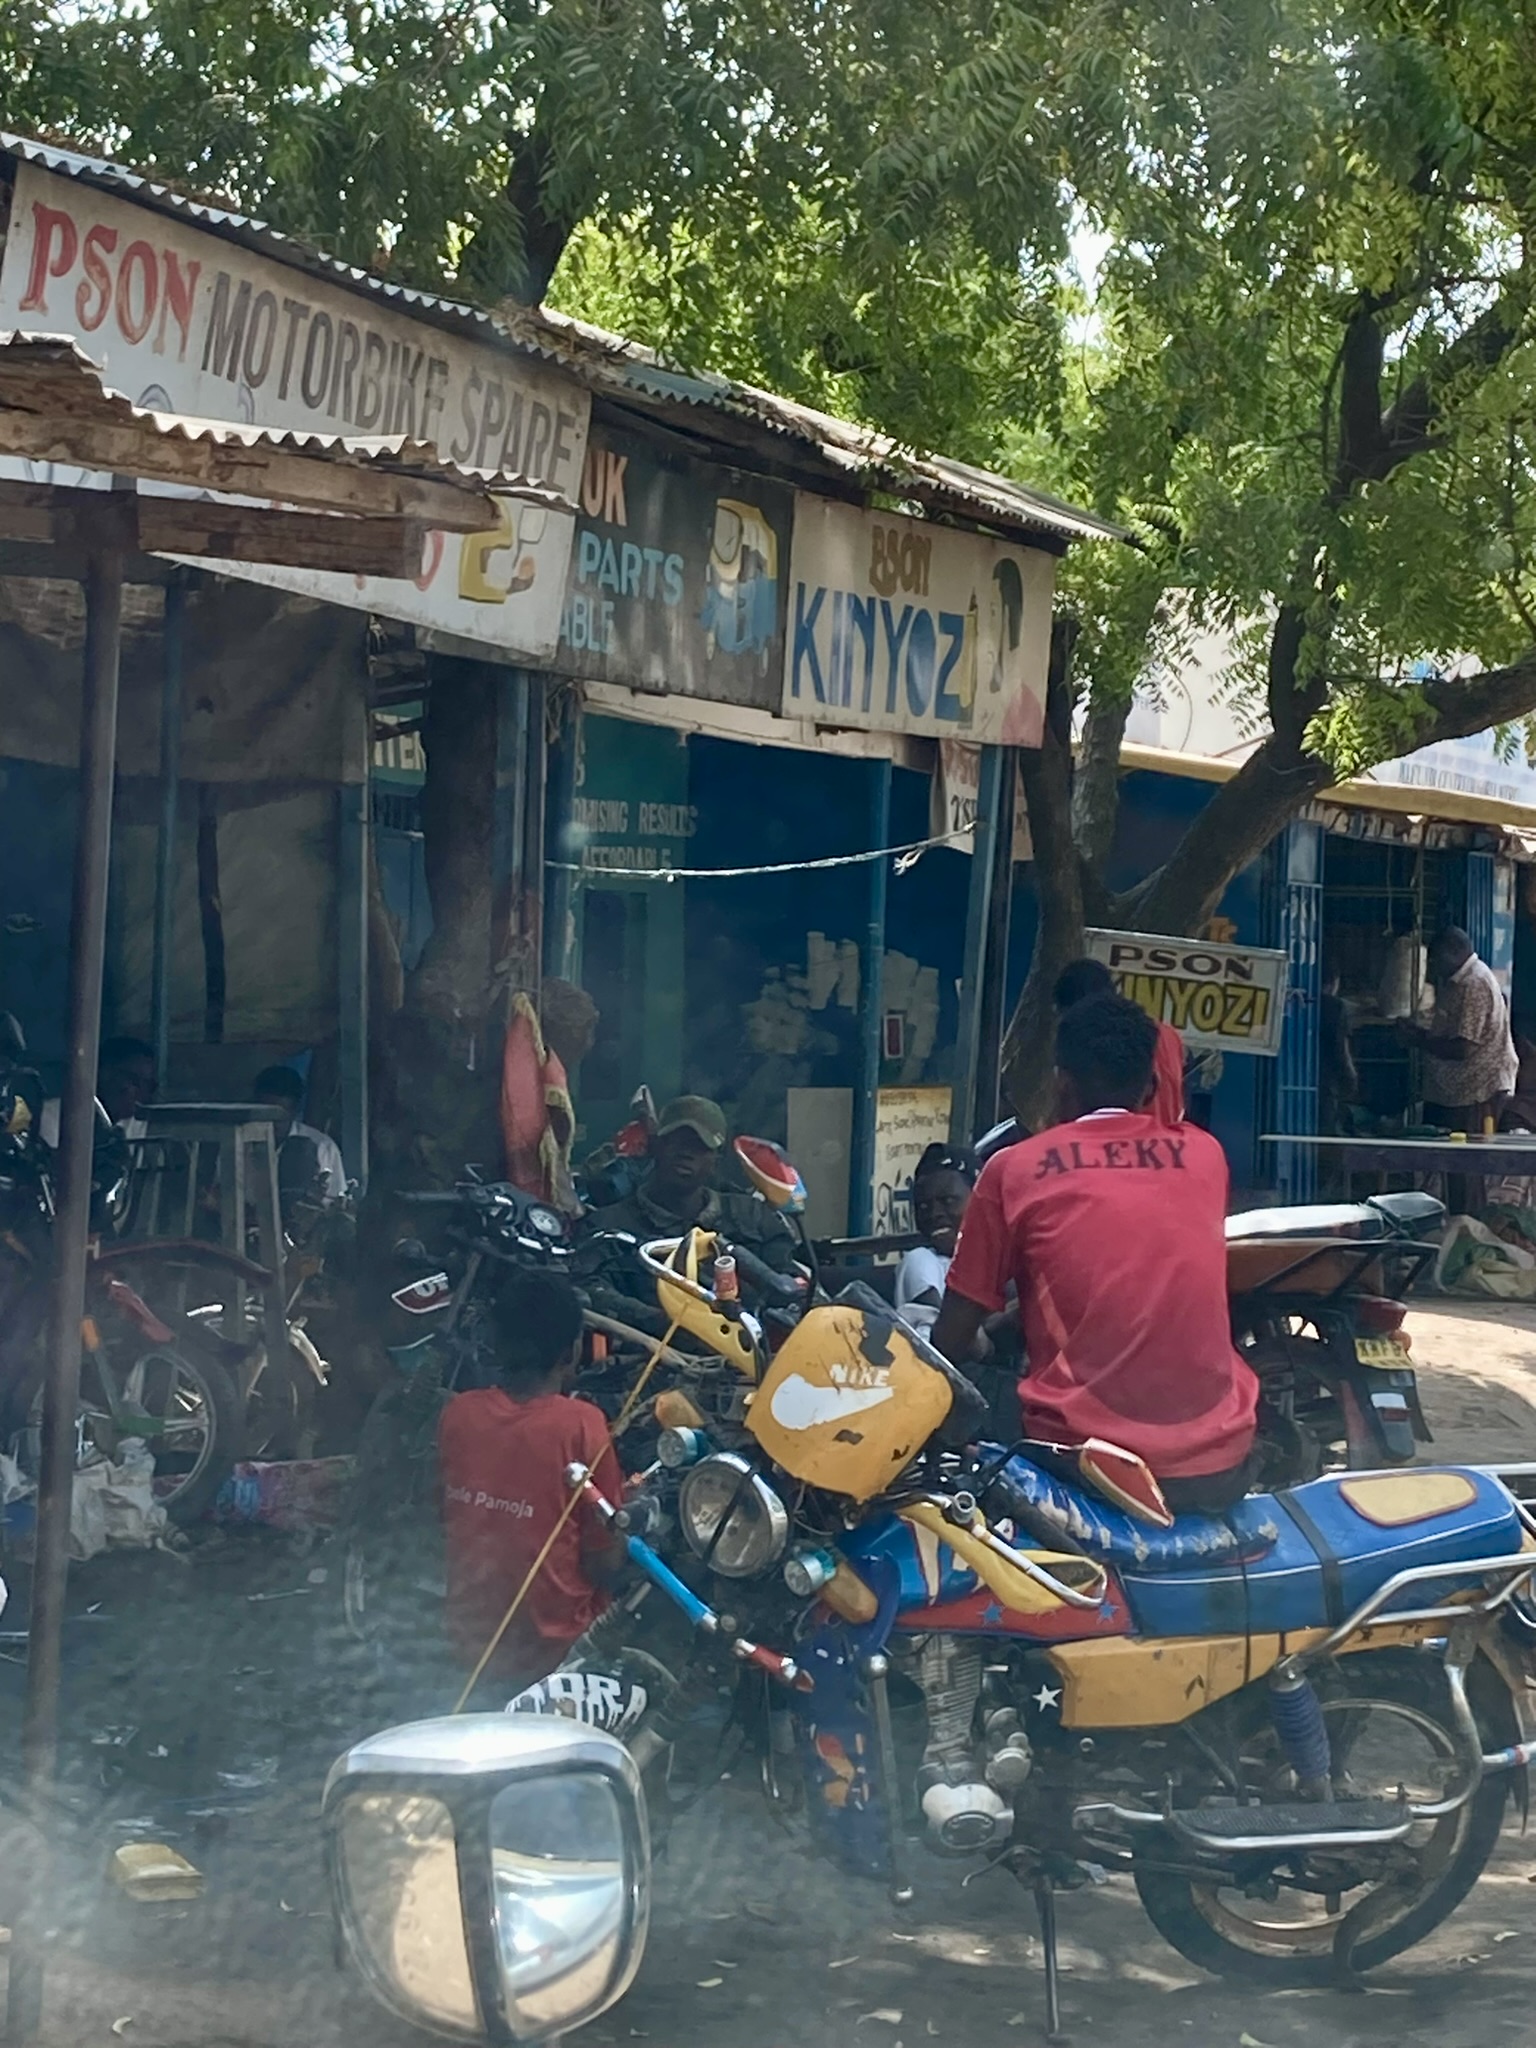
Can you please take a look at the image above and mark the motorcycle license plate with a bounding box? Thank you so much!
[1355,1335,1409,1364]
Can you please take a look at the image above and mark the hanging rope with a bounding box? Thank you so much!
[546,826,972,885]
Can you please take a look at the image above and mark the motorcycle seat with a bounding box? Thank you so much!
[1226,1202,1387,1241]
[1120,1467,1524,1636]
[1226,1236,1385,1296]
[983,1453,1280,1573]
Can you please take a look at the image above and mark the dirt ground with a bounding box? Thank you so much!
[9,1298,1536,2048]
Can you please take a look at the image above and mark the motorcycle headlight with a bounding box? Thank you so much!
[526,1205,564,1240]
[677,1452,789,1579]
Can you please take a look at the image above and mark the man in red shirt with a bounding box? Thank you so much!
[438,1271,624,1692]
[933,991,1256,1512]
[1054,957,1184,1123]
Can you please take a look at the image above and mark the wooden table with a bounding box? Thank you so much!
[1259,1131,1536,1196]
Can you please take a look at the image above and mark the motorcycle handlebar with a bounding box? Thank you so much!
[729,1242,807,1305]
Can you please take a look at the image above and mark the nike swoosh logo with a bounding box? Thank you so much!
[768,1374,893,1432]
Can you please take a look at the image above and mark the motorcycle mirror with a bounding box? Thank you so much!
[324,1714,650,2044]
[733,1136,807,1216]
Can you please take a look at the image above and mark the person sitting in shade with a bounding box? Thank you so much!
[251,1065,346,1200]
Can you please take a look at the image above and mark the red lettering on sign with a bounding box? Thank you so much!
[76,224,118,331]
[115,240,159,345]
[158,252,201,360]
[19,202,78,313]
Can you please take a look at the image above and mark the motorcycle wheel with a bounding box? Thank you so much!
[1133,1651,1515,1985]
[1242,1333,1344,1477]
[80,1340,243,1525]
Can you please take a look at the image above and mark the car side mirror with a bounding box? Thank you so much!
[324,1714,650,2044]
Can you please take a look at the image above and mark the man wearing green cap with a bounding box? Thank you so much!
[582,1095,797,1326]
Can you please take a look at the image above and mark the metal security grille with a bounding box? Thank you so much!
[1262,822,1323,1201]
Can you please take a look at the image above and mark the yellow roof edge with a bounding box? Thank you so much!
[1115,741,1536,833]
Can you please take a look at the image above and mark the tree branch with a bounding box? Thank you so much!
[1070,680,1129,877]
[1002,617,1085,1123]
[1415,648,1536,746]
[1378,283,1532,471]
[1123,734,1335,938]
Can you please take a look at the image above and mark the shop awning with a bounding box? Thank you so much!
[0,332,560,575]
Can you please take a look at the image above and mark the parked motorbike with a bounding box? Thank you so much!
[0,1030,244,1523]
[1228,1190,1443,1481]
[511,1139,1536,2033]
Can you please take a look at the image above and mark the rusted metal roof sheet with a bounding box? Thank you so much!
[0,129,1124,548]
[0,332,558,526]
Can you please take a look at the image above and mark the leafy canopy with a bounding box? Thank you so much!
[10,0,1536,809]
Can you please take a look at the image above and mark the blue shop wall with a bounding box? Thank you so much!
[681,734,970,1139]
[564,732,1272,1180]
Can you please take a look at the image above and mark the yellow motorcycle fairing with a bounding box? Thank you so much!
[745,1302,954,1502]
[653,1230,759,1379]
[899,1500,1108,1616]
[1046,1612,1473,1730]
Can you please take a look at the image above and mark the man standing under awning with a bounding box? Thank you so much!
[1404,927,1518,1132]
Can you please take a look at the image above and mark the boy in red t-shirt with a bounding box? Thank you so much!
[934,991,1256,1513]
[438,1271,624,1693]
[1053,956,1184,1123]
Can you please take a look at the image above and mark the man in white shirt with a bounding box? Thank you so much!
[40,1035,157,1149]
[252,1065,347,1200]
[1404,927,1519,1129]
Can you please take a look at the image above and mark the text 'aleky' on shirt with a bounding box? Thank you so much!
[945,1110,1256,1480]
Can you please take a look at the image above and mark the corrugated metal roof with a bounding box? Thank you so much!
[0,127,1124,548]
[0,332,557,525]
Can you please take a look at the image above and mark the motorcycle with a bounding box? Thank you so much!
[511,1139,1536,2034]
[1228,1191,1444,1481]
[0,1028,245,1523]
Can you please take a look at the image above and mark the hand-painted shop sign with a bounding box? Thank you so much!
[1085,929,1288,1057]
[782,496,1055,744]
[0,161,589,659]
[549,432,791,708]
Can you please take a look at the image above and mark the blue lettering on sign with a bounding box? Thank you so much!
[905,607,936,717]
[559,592,616,652]
[935,612,966,721]
[790,582,826,702]
[880,602,913,715]
[788,583,974,727]
[573,531,685,611]
[848,592,877,709]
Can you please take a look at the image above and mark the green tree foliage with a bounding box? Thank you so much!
[12,0,1536,1115]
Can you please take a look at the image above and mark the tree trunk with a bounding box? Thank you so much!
[1122,733,1334,937]
[370,657,504,1197]
[1001,619,1083,1125]
[1071,680,1129,877]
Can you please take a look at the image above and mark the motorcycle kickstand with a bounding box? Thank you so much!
[1034,1880,1069,2045]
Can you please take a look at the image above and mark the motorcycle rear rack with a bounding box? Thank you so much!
[1165,1796,1413,1854]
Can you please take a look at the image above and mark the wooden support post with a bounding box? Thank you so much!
[851,758,892,1236]
[9,525,127,2041]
